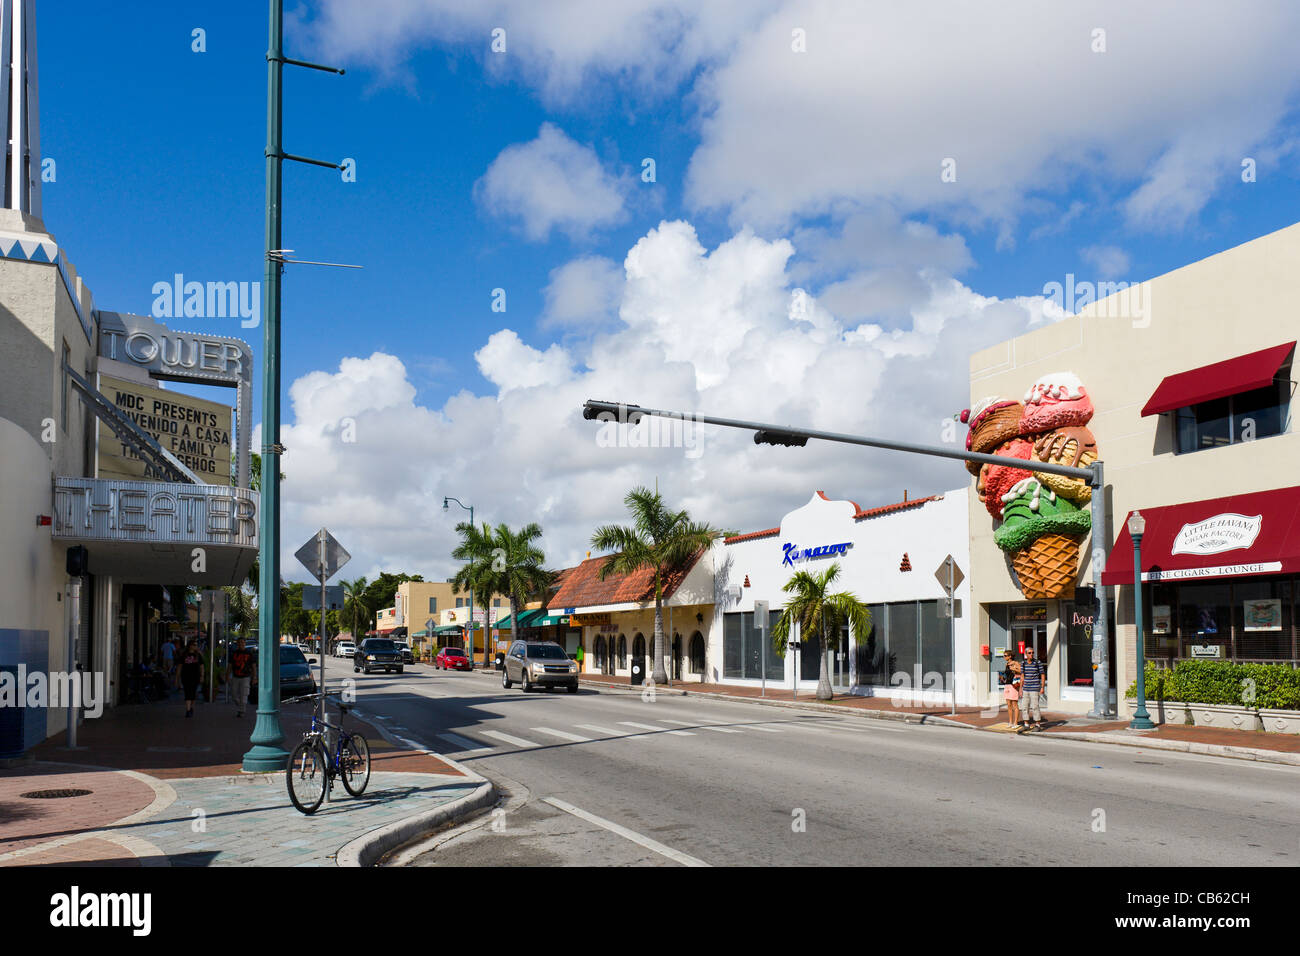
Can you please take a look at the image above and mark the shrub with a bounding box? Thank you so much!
[1125,659,1300,710]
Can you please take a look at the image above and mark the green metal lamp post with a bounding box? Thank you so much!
[244,0,346,771]
[1128,511,1156,730]
[444,497,476,664]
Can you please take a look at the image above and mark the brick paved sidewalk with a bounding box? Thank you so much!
[571,671,1300,758]
[0,696,481,867]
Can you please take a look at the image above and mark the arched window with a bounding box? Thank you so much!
[689,632,705,674]
[594,635,606,672]
[633,633,646,659]
[617,634,627,668]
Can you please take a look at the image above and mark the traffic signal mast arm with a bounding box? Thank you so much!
[581,399,1098,485]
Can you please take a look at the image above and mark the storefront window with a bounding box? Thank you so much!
[723,611,785,680]
[1142,576,1297,664]
[918,601,951,679]
[888,601,919,683]
[855,604,888,685]
[1233,578,1294,660]
[1176,582,1232,659]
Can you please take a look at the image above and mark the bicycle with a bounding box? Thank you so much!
[284,694,371,815]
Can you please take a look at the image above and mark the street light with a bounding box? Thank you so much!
[1128,511,1155,730]
[444,496,476,666]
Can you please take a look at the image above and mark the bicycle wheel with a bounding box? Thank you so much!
[286,739,328,814]
[339,734,371,797]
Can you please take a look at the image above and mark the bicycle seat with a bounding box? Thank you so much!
[339,703,351,714]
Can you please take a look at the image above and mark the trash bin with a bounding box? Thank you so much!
[494,652,505,671]
[630,656,645,686]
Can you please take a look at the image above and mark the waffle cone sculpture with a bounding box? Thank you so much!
[995,478,1091,599]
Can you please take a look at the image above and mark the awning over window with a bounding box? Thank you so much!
[1101,486,1300,585]
[1140,342,1294,417]
[492,609,543,629]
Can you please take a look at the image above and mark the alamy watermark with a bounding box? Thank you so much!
[594,411,704,460]
[0,667,105,718]
[1042,273,1150,328]
[151,273,260,328]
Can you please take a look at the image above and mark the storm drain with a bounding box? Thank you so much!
[19,788,92,799]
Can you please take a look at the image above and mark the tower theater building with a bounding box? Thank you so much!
[0,2,257,754]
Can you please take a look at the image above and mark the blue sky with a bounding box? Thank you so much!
[36,1,1300,580]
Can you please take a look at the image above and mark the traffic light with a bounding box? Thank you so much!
[65,545,89,576]
[582,401,643,425]
[754,429,808,447]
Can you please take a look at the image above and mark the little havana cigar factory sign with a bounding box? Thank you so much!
[782,541,853,567]
[1171,513,1263,556]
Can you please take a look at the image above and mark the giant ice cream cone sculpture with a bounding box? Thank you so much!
[964,372,1099,599]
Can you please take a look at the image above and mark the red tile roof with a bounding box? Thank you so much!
[724,527,780,544]
[725,493,943,544]
[549,553,700,611]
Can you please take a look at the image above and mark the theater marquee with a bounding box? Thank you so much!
[96,374,233,485]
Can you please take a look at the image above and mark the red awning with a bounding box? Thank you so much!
[1140,342,1294,417]
[1101,486,1300,585]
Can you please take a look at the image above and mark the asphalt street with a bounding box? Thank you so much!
[322,657,1299,867]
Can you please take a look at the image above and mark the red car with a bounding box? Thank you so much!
[435,647,473,671]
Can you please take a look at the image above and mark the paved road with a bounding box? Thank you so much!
[323,656,1299,867]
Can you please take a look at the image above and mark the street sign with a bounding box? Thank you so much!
[295,528,351,582]
[934,555,965,595]
[753,599,769,623]
[303,585,345,610]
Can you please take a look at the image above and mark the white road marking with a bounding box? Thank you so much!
[620,720,693,736]
[575,723,652,740]
[742,724,784,733]
[481,730,541,749]
[660,719,741,734]
[435,733,495,754]
[531,727,593,742]
[544,797,710,868]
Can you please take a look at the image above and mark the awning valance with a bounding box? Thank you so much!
[1140,342,1294,417]
[1102,486,1300,585]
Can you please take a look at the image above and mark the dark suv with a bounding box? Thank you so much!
[501,640,578,693]
[355,638,404,675]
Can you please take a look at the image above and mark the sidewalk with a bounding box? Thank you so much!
[0,694,493,867]
[542,670,1300,766]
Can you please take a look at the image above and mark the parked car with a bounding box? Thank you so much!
[279,644,318,700]
[501,640,579,693]
[355,637,403,675]
[436,646,472,671]
[337,641,356,659]
[394,641,415,664]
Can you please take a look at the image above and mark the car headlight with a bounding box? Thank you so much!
[569,662,577,672]
[367,654,376,661]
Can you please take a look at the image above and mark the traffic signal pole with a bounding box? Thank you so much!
[580,400,1114,719]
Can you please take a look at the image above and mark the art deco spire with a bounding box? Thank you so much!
[2,0,40,217]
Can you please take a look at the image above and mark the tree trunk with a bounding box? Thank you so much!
[817,615,833,700]
[652,576,668,685]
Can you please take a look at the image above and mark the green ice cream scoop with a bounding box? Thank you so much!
[994,478,1091,551]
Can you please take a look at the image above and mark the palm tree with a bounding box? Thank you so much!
[341,576,370,642]
[451,522,498,664]
[591,487,726,685]
[771,562,871,700]
[223,586,256,639]
[489,523,552,643]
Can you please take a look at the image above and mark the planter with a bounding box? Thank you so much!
[1124,699,1300,733]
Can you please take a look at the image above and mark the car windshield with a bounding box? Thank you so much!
[526,644,568,660]
[445,648,466,657]
[367,640,396,651]
[279,646,306,664]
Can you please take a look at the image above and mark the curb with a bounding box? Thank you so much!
[335,704,497,867]
[469,669,1300,766]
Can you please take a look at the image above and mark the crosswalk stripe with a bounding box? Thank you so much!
[481,730,541,749]
[575,723,651,740]
[531,727,593,742]
[435,733,495,753]
[659,719,740,734]
[742,724,784,733]
[619,720,693,736]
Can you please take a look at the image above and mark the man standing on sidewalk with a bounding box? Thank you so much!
[1018,645,1047,733]
[228,638,254,718]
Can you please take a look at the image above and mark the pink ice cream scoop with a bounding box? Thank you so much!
[1018,373,1094,433]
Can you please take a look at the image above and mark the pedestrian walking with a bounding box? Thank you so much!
[575,643,584,672]
[1017,644,1047,732]
[999,651,1022,728]
[160,637,176,683]
[228,637,254,717]
[177,640,204,718]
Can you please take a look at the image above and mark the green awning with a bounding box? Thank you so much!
[493,609,543,630]
[432,624,463,635]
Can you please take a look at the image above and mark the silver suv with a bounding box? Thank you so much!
[501,641,579,693]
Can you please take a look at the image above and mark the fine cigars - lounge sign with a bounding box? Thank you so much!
[1170,513,1263,556]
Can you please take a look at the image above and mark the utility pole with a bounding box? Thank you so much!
[244,0,347,772]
